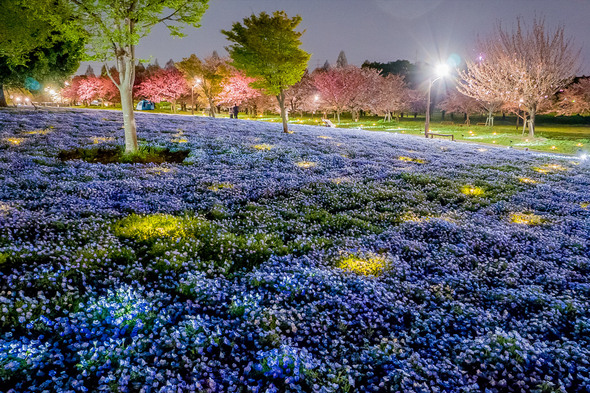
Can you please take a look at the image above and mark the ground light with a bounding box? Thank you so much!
[424,63,449,138]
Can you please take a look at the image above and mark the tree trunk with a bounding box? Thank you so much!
[276,90,289,133]
[465,113,470,126]
[208,97,216,118]
[120,85,138,153]
[337,110,341,124]
[0,85,6,107]
[528,106,536,137]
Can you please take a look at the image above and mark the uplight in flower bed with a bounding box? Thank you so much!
[331,177,351,185]
[461,185,485,197]
[399,156,425,164]
[533,164,568,174]
[146,166,174,175]
[317,136,332,140]
[581,202,589,209]
[23,129,51,135]
[337,254,390,277]
[92,136,114,144]
[252,143,273,151]
[510,212,544,225]
[519,177,538,184]
[5,137,23,145]
[171,138,188,143]
[207,182,234,192]
[113,214,190,241]
[296,161,317,169]
[0,202,11,216]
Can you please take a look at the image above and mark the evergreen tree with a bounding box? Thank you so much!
[336,50,348,68]
[222,11,310,133]
[85,65,95,77]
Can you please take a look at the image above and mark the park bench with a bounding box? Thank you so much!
[476,122,486,126]
[322,119,336,128]
[427,132,455,141]
[440,121,455,125]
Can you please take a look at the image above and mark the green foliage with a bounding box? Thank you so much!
[222,11,310,96]
[58,145,190,164]
[0,1,85,99]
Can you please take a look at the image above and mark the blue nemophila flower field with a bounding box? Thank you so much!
[0,108,589,392]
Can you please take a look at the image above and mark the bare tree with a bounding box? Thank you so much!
[459,17,579,136]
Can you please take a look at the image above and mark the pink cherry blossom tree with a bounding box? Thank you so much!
[437,90,481,126]
[217,71,260,109]
[136,68,188,113]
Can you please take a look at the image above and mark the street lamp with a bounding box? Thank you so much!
[424,63,449,138]
[191,78,201,116]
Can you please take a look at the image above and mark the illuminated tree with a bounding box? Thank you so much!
[35,0,209,151]
[222,11,310,133]
[136,68,187,113]
[217,71,261,107]
[459,18,579,136]
[78,76,102,105]
[437,90,481,126]
[284,70,316,115]
[370,73,409,122]
[557,78,590,116]
[177,53,229,117]
[0,1,84,107]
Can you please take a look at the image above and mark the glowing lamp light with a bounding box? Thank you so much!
[435,63,450,77]
[551,146,557,150]
[580,154,588,161]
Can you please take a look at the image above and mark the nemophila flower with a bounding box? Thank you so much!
[0,108,589,391]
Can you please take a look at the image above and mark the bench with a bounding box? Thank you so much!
[322,119,336,128]
[427,132,455,141]
[440,121,455,125]
[476,122,486,126]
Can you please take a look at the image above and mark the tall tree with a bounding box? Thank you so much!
[222,11,310,133]
[36,0,209,152]
[557,78,590,116]
[459,17,579,136]
[217,71,261,108]
[336,51,348,68]
[0,1,84,106]
[136,68,187,113]
[437,90,481,126]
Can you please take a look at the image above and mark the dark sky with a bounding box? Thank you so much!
[79,0,590,75]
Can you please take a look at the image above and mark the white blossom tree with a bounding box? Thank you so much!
[459,17,579,136]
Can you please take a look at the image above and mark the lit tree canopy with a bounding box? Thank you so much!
[557,78,590,116]
[29,0,209,151]
[459,17,579,136]
[222,11,310,133]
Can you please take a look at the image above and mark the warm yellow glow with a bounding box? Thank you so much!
[493,132,497,135]
[317,136,332,140]
[0,202,11,216]
[146,166,174,175]
[5,138,24,145]
[510,213,544,225]
[252,143,273,151]
[296,161,317,169]
[92,137,114,144]
[331,177,351,185]
[577,143,583,147]
[207,182,234,192]
[398,156,425,164]
[581,202,589,209]
[492,141,496,144]
[23,129,51,135]
[171,138,188,143]
[477,148,487,152]
[461,185,485,197]
[533,164,568,174]
[550,146,557,150]
[337,254,389,277]
[114,214,191,241]
[519,177,538,184]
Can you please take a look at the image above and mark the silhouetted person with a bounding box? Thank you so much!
[232,104,239,119]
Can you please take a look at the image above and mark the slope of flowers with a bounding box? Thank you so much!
[0,108,589,392]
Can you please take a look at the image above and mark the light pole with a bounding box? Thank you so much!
[424,63,449,138]
[191,78,201,116]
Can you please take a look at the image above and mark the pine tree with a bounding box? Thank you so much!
[336,51,348,68]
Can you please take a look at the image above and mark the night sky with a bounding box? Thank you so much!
[79,0,590,75]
